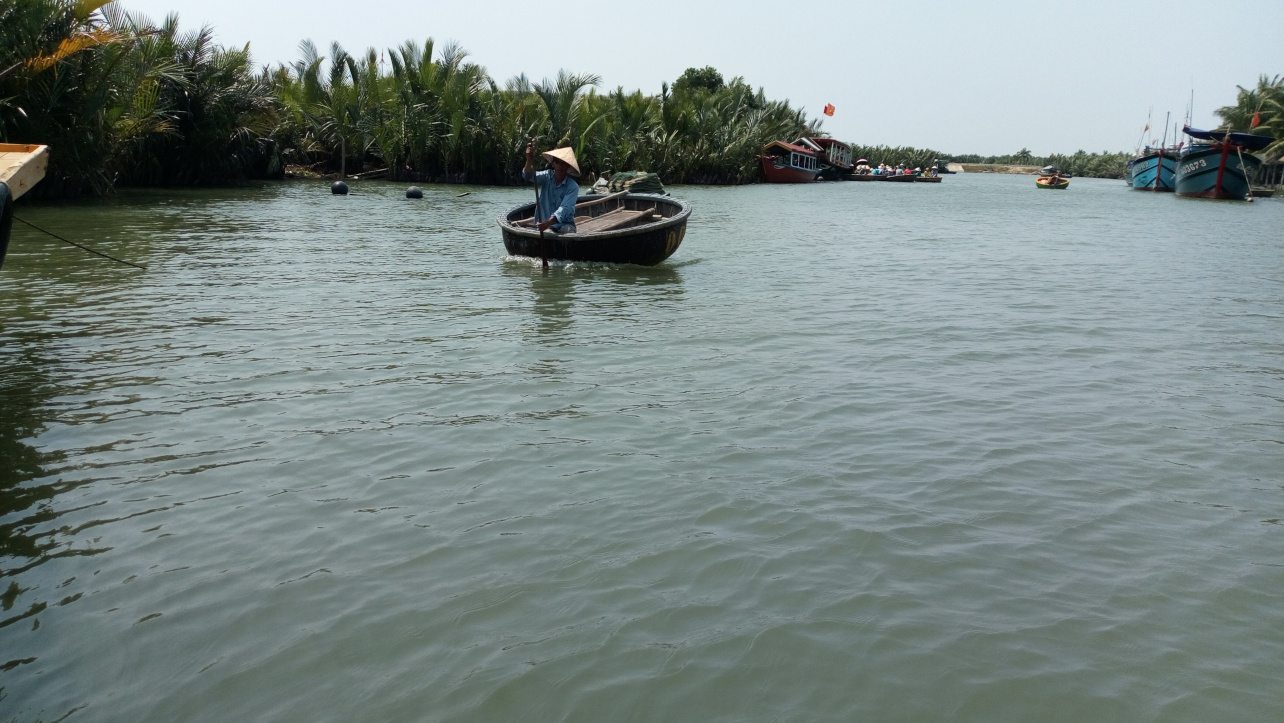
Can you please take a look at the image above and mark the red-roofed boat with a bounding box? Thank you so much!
[758,141,820,183]
[800,137,853,180]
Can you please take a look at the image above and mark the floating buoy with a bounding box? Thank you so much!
[331,181,349,195]
[406,186,423,199]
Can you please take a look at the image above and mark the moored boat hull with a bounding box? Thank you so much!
[759,156,819,183]
[499,193,691,266]
[1127,151,1177,191]
[1174,144,1261,200]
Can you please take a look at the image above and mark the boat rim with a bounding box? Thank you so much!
[497,192,691,240]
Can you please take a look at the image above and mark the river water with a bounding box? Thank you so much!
[1,174,1281,722]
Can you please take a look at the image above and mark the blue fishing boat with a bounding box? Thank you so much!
[1126,147,1178,191]
[1174,126,1271,200]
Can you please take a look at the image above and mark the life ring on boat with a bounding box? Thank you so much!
[0,181,13,270]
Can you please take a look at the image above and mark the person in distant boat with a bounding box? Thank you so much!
[523,142,580,233]
[855,158,871,175]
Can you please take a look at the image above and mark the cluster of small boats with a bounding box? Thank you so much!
[1127,125,1273,200]
[757,139,944,184]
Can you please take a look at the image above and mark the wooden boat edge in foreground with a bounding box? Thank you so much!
[498,193,692,267]
[1,144,51,269]
[1,144,50,200]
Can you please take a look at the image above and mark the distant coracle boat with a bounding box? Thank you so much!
[1174,126,1270,200]
[498,192,690,266]
[758,141,820,183]
[1127,147,1178,191]
[1,143,50,269]
[1036,173,1070,190]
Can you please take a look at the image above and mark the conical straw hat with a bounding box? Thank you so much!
[541,147,580,177]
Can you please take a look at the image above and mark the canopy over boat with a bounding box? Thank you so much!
[763,140,817,156]
[1182,126,1274,151]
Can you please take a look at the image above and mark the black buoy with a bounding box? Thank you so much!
[331,180,349,195]
[405,186,423,199]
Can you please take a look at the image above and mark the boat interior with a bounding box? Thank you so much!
[510,193,679,234]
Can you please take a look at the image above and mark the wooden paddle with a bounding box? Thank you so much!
[528,137,549,269]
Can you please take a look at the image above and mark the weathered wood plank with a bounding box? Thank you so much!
[574,207,657,234]
[0,144,49,201]
[574,191,627,211]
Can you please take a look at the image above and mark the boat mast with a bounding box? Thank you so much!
[1137,107,1153,152]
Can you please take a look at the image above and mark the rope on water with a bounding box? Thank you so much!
[13,215,147,269]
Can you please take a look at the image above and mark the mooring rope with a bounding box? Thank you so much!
[13,215,147,269]
[1236,147,1255,202]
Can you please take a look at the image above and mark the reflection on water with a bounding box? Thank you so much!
[503,258,685,342]
[0,177,1281,722]
[0,329,92,633]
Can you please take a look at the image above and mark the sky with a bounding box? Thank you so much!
[122,0,1283,156]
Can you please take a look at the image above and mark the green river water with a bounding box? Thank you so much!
[1,174,1281,722]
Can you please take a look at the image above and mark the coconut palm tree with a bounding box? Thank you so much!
[1216,74,1283,160]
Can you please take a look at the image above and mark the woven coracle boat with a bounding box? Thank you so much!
[1036,176,1070,189]
[498,192,691,266]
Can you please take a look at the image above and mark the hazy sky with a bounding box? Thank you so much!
[122,0,1282,155]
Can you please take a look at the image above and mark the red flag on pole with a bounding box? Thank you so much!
[1250,111,1261,128]
[823,103,835,117]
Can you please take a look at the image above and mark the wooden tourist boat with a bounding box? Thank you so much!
[800,137,853,181]
[1174,126,1270,200]
[758,141,820,183]
[883,174,917,183]
[1,143,50,269]
[1036,175,1070,189]
[1127,147,1178,191]
[914,176,943,183]
[846,173,878,181]
[497,192,691,266]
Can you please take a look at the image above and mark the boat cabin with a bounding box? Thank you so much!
[800,137,853,170]
[762,141,819,172]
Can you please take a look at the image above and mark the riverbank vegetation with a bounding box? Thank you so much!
[1,3,818,195]
[1214,74,1283,159]
[1,2,1275,196]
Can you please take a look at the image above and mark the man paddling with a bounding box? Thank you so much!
[523,143,580,233]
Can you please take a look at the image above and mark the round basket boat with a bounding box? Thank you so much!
[498,192,691,266]
[1036,176,1070,189]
